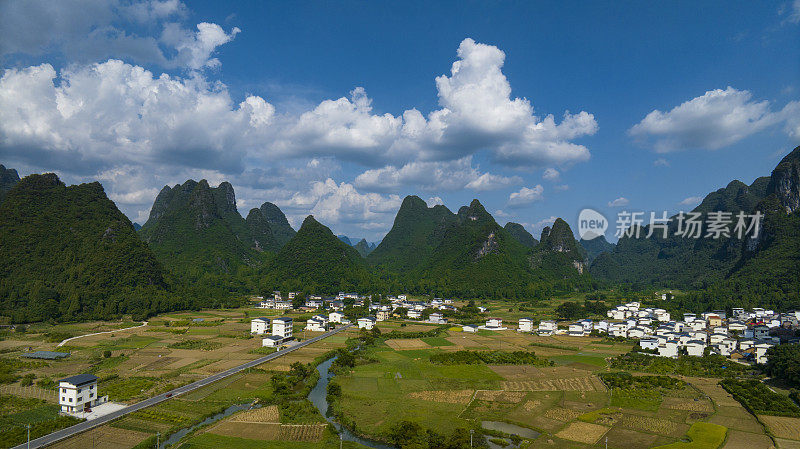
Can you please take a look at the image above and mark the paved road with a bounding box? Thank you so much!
[57,322,149,347]
[13,324,353,449]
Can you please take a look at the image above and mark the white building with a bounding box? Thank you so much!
[568,323,586,337]
[518,318,534,333]
[329,311,345,323]
[685,340,706,357]
[754,342,774,364]
[250,317,270,335]
[658,340,679,358]
[59,374,103,413]
[358,317,376,330]
[262,335,283,347]
[537,320,557,336]
[407,309,422,319]
[480,318,506,330]
[376,310,390,321]
[462,325,478,333]
[275,301,292,310]
[272,317,293,340]
[305,317,327,332]
[428,312,446,324]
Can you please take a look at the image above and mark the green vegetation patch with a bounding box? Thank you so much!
[652,422,727,449]
[167,339,224,351]
[104,376,157,401]
[609,352,752,378]
[719,379,800,417]
[430,350,552,366]
[609,388,662,412]
[420,337,454,347]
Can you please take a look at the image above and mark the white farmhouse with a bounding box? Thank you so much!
[305,318,327,332]
[640,338,659,351]
[754,342,774,364]
[59,374,103,413]
[657,340,679,358]
[462,325,478,333]
[518,318,534,333]
[685,340,706,357]
[376,310,390,321]
[250,317,270,335]
[537,320,557,336]
[272,317,293,340]
[358,317,376,330]
[329,311,345,323]
[568,323,585,337]
[407,309,422,319]
[480,318,506,330]
[428,312,446,324]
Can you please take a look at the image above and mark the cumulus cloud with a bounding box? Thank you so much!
[0,1,236,70]
[0,60,273,174]
[679,195,704,206]
[271,38,597,168]
[543,168,560,181]
[629,87,791,152]
[507,185,544,207]
[282,178,402,232]
[608,197,630,207]
[353,157,520,192]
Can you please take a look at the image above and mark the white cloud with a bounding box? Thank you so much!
[530,216,557,235]
[282,178,402,232]
[353,157,520,192]
[543,168,560,181]
[781,101,800,139]
[507,185,544,207]
[426,197,444,207]
[554,184,569,191]
[0,1,236,71]
[785,0,800,23]
[608,197,629,207]
[653,158,670,167]
[0,60,274,174]
[629,87,783,152]
[679,195,704,206]
[271,38,597,168]
[160,22,240,70]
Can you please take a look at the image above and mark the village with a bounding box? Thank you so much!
[251,291,800,367]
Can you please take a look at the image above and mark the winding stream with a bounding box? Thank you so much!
[308,356,396,449]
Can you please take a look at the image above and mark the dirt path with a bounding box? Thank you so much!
[56,322,148,347]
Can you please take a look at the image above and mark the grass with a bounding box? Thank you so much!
[609,388,662,412]
[652,422,727,449]
[181,432,372,448]
[549,353,608,367]
[103,376,157,401]
[420,337,454,347]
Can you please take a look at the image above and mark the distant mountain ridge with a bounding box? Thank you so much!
[591,145,800,311]
[0,164,20,202]
[504,222,538,248]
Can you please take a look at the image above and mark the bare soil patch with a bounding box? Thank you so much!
[384,338,431,350]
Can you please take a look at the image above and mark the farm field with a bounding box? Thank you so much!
[330,325,774,449]
[0,307,359,449]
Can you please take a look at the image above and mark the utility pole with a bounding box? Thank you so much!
[339,432,343,449]
[26,424,30,449]
[156,432,160,449]
[470,429,474,448]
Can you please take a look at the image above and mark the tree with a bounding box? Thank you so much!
[555,301,583,320]
[765,343,800,387]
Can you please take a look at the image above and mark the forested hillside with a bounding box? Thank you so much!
[0,174,175,322]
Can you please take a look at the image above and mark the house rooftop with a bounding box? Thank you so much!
[59,373,98,386]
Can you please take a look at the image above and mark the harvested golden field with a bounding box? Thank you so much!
[488,365,544,379]
[407,389,474,404]
[207,421,281,440]
[50,425,150,449]
[708,413,764,433]
[721,430,775,449]
[555,421,610,444]
[759,415,800,441]
[279,423,327,441]
[232,405,280,423]
[501,376,604,391]
[775,438,800,449]
[662,396,714,412]
[603,427,659,449]
[620,414,681,435]
[544,407,583,421]
[384,338,430,350]
[475,390,527,403]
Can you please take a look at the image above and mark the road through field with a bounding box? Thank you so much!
[56,322,149,347]
[13,324,353,449]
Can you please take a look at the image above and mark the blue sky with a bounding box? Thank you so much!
[1,0,799,242]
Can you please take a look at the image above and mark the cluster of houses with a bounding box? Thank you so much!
[512,302,800,364]
[250,316,294,347]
